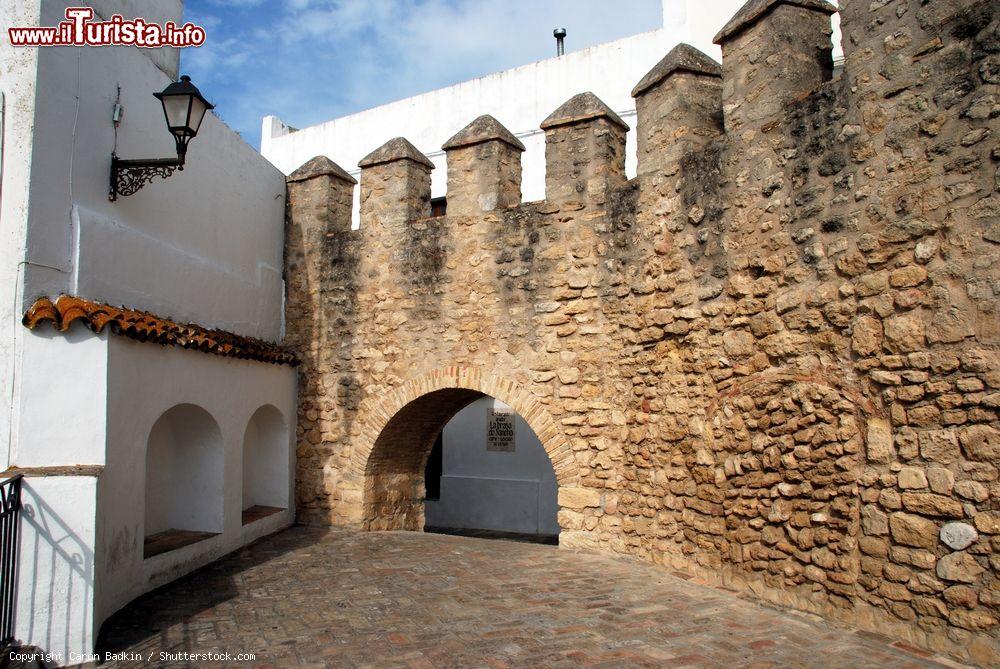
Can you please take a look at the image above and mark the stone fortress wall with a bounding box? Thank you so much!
[283,0,999,664]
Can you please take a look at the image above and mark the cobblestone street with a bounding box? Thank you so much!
[97,527,955,668]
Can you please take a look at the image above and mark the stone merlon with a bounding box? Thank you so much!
[358,137,435,169]
[631,43,722,98]
[540,92,630,131]
[713,0,837,44]
[442,114,525,152]
[287,155,357,185]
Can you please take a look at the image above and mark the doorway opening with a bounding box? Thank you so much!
[361,386,560,544]
[423,397,558,543]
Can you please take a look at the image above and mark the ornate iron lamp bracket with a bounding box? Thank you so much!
[109,153,185,201]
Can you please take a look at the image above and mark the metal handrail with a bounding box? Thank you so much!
[0,474,22,647]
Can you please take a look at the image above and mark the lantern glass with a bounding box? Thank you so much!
[161,94,193,134]
[153,75,214,155]
[186,96,209,135]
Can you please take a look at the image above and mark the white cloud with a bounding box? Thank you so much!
[270,0,661,106]
[182,0,662,145]
[208,0,267,7]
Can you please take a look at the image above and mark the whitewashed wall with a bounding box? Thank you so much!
[425,398,559,536]
[0,0,41,474]
[97,336,295,632]
[2,0,294,660]
[16,476,98,662]
[10,326,107,660]
[19,0,285,342]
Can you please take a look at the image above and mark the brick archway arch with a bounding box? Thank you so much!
[350,367,579,531]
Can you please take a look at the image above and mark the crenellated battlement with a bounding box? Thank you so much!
[285,0,842,240]
[358,137,434,230]
[284,1,1000,665]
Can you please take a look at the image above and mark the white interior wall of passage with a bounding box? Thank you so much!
[96,336,296,637]
[242,404,290,510]
[425,397,559,536]
[261,0,840,227]
[145,404,225,536]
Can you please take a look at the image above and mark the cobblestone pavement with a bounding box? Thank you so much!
[97,526,955,669]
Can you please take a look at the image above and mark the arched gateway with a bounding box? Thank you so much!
[351,368,578,531]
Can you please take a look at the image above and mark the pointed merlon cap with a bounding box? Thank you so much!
[713,0,836,44]
[358,137,435,169]
[442,114,526,152]
[287,155,358,184]
[540,92,630,131]
[631,44,722,98]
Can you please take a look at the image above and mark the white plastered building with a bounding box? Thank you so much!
[1,0,295,660]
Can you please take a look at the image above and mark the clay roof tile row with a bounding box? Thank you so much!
[22,295,298,367]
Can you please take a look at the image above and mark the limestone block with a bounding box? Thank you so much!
[936,551,985,583]
[897,467,928,490]
[958,424,999,461]
[889,513,937,549]
[866,418,894,463]
[940,522,978,551]
[558,486,602,510]
[918,429,960,465]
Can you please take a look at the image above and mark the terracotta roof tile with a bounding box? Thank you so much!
[23,295,298,366]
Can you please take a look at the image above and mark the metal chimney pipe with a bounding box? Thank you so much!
[553,28,566,56]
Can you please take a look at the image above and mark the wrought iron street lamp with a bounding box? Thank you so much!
[109,75,215,201]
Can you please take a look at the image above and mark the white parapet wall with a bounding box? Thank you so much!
[260,0,841,226]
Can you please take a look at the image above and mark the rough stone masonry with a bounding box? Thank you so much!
[283,0,1000,665]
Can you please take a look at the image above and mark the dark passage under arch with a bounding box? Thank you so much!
[364,388,558,539]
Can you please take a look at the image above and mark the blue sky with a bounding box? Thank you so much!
[180,0,663,148]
